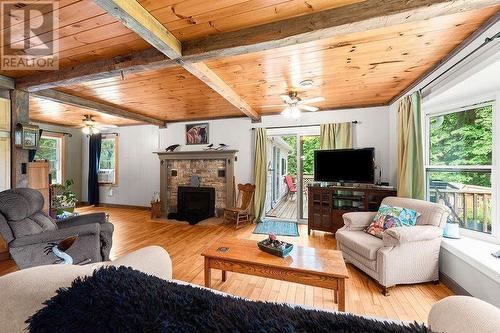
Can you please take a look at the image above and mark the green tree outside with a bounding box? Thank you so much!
[429,105,492,187]
[281,135,320,176]
[99,138,116,169]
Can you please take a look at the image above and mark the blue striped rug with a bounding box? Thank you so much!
[253,219,299,237]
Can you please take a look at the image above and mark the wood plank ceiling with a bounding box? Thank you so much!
[3,1,499,126]
[53,66,246,122]
[205,7,500,113]
[29,97,141,127]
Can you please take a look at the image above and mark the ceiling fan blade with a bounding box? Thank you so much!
[280,94,293,104]
[95,124,118,129]
[298,105,319,112]
[298,96,325,105]
[261,104,285,108]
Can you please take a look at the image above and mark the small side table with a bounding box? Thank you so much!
[151,201,162,219]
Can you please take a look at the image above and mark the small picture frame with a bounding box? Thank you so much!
[185,123,209,145]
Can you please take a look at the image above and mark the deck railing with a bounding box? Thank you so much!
[429,188,492,233]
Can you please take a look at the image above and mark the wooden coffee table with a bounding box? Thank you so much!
[201,238,349,311]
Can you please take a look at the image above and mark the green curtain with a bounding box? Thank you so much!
[333,122,353,149]
[253,128,267,223]
[320,122,353,149]
[397,91,424,199]
[320,124,335,149]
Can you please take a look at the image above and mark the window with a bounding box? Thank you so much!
[425,103,494,235]
[99,135,118,185]
[34,133,64,184]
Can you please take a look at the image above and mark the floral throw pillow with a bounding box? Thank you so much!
[365,204,420,238]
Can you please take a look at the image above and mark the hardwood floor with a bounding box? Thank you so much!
[0,206,453,323]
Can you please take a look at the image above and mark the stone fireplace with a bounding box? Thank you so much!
[155,150,238,219]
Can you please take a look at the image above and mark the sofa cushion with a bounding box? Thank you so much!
[336,230,383,260]
[0,192,30,221]
[12,189,44,217]
[365,204,419,238]
[30,213,57,231]
[8,218,44,238]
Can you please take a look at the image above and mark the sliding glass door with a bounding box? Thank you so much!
[298,135,321,220]
[264,129,320,223]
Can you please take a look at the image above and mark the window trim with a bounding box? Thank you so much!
[37,132,65,185]
[99,134,119,186]
[424,99,498,243]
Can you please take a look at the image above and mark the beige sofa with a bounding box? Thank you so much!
[1,245,499,333]
[336,196,451,295]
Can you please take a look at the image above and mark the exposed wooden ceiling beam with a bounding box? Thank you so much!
[17,49,177,92]
[93,0,261,121]
[180,61,260,120]
[32,89,166,127]
[182,0,500,62]
[0,75,15,90]
[94,0,181,59]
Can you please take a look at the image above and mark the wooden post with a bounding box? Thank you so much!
[10,90,29,188]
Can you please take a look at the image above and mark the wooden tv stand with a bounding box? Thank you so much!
[307,185,397,235]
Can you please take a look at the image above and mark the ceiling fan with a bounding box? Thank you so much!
[262,91,325,119]
[80,115,117,135]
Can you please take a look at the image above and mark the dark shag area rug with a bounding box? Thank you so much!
[27,266,433,333]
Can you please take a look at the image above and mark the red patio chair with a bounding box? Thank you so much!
[285,175,297,199]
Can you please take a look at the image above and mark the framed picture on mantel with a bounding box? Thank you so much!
[186,123,209,145]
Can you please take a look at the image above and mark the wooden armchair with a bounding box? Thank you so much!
[223,183,255,229]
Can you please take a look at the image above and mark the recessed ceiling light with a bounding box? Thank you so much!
[299,79,314,88]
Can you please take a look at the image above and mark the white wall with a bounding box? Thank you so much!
[160,106,392,187]
[86,106,391,207]
[82,125,160,207]
[34,123,84,200]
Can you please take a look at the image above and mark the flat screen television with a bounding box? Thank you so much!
[314,148,375,183]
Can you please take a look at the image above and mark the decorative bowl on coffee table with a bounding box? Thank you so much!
[257,239,294,257]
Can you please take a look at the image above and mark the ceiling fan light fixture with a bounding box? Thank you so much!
[290,107,301,119]
[281,107,292,119]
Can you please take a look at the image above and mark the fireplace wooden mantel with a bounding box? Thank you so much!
[155,150,238,218]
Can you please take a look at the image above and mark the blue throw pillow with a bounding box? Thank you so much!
[365,204,420,238]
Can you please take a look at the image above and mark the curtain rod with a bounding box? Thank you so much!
[251,121,358,130]
[42,130,73,137]
[420,32,499,92]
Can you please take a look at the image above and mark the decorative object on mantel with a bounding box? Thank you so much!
[186,123,209,145]
[216,143,229,150]
[257,233,294,257]
[165,144,180,152]
[204,143,215,150]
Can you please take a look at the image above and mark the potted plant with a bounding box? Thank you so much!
[50,179,78,218]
